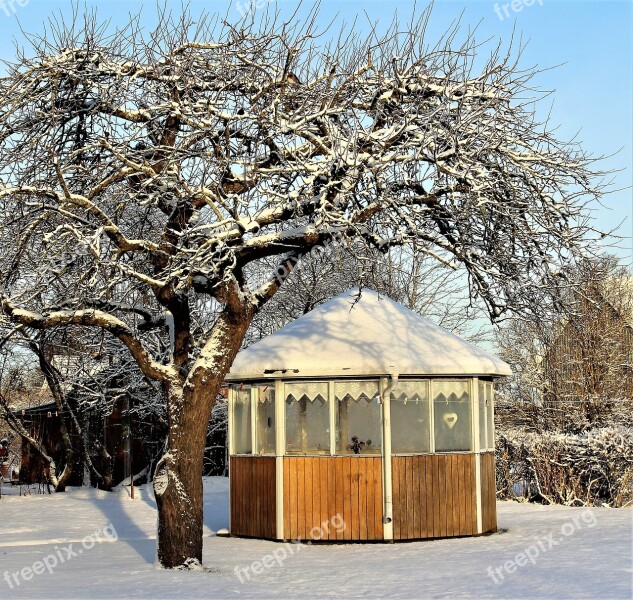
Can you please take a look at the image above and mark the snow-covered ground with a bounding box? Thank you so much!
[0,477,630,599]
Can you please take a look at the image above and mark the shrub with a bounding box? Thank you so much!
[495,427,633,507]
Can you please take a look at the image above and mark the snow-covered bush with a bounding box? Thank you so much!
[496,427,633,507]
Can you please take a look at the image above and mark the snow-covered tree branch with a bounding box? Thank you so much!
[0,6,607,567]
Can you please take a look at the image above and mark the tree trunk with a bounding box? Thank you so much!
[31,342,74,491]
[154,304,252,568]
[94,440,113,490]
[0,402,60,489]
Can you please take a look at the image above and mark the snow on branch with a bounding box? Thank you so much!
[0,6,609,384]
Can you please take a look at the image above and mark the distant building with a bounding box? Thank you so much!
[15,392,227,487]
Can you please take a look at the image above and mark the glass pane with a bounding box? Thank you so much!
[391,380,430,453]
[233,386,252,454]
[487,382,495,449]
[433,381,472,452]
[478,380,487,450]
[285,382,330,454]
[256,384,275,455]
[336,380,381,455]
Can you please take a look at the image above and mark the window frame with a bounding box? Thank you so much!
[486,381,495,450]
[228,384,254,455]
[284,380,332,456]
[229,377,491,457]
[334,379,383,456]
[430,379,474,454]
[389,379,432,455]
[254,383,276,455]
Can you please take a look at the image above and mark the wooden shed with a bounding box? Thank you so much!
[226,289,511,542]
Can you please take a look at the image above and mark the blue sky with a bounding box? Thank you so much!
[1,0,631,264]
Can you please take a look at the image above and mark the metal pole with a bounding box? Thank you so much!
[125,395,133,499]
[381,374,398,541]
[130,437,134,500]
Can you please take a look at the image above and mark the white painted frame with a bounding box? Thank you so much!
[472,377,483,534]
[328,380,336,455]
[250,386,257,455]
[480,380,488,451]
[488,381,495,450]
[380,376,394,541]
[275,379,285,539]
[429,381,437,453]
[228,385,235,456]
[227,385,234,533]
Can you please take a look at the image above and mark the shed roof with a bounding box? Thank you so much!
[227,288,511,380]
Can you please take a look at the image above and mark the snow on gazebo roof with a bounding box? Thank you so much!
[227,288,511,380]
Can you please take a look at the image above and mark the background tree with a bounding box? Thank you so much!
[495,256,633,508]
[0,328,111,489]
[497,256,633,433]
[0,7,605,567]
[248,244,491,346]
[0,344,60,486]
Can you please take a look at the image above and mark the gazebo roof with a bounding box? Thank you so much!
[227,288,512,380]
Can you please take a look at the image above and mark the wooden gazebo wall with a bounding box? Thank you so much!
[391,454,476,539]
[283,456,383,541]
[391,452,496,539]
[229,456,277,539]
[230,452,497,541]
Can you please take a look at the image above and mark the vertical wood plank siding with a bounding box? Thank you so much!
[283,457,383,541]
[392,454,478,539]
[230,456,277,539]
[480,451,498,534]
[231,453,494,541]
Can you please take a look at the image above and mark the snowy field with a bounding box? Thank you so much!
[0,477,631,599]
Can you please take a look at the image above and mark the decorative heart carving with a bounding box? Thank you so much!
[443,412,458,429]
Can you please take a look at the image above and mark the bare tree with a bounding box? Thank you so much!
[0,329,100,489]
[0,340,61,488]
[248,244,490,346]
[496,256,633,432]
[0,7,606,567]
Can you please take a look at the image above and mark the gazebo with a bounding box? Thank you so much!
[226,288,511,542]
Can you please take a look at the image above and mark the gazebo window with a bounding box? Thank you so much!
[230,377,490,457]
[478,380,487,450]
[478,380,495,450]
[432,381,472,452]
[233,386,252,455]
[285,382,330,454]
[256,384,275,455]
[391,380,431,453]
[335,380,381,455]
[486,381,495,449]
